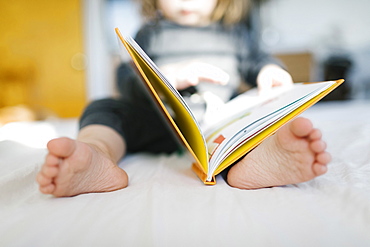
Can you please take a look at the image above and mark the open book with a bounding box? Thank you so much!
[115,28,344,185]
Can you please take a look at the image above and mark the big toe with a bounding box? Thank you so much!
[290,117,313,137]
[47,137,77,157]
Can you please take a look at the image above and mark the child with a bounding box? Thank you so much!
[37,0,331,197]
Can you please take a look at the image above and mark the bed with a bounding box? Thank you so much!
[1,100,370,247]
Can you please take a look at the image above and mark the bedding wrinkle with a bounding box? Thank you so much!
[0,164,40,207]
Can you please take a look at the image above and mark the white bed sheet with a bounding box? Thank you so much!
[1,100,370,247]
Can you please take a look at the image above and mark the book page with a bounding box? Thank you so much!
[204,81,335,180]
[115,29,209,174]
[202,85,293,132]
[212,80,343,178]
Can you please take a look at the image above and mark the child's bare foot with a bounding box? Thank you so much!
[36,137,128,197]
[227,117,331,189]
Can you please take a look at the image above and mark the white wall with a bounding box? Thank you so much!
[260,0,370,98]
[83,0,141,100]
[260,0,370,53]
[83,0,370,100]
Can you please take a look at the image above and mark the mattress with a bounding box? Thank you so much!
[1,100,370,247]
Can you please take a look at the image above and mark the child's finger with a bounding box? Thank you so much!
[196,63,229,84]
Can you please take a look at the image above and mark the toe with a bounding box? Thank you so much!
[42,164,59,177]
[313,163,327,176]
[317,152,332,165]
[290,117,313,137]
[45,153,61,166]
[39,183,56,194]
[36,172,52,186]
[47,137,76,158]
[309,128,322,140]
[310,140,326,153]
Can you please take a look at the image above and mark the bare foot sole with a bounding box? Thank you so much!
[36,137,128,197]
[227,117,331,189]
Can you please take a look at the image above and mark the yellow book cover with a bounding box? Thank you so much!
[115,28,344,185]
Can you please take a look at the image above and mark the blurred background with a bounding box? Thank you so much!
[1,0,370,126]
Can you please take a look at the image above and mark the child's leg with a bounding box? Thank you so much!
[227,117,331,189]
[36,96,180,197]
[36,125,128,197]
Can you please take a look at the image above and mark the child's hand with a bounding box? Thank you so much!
[160,61,229,90]
[257,64,293,95]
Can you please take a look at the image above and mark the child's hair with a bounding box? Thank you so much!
[136,0,250,25]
